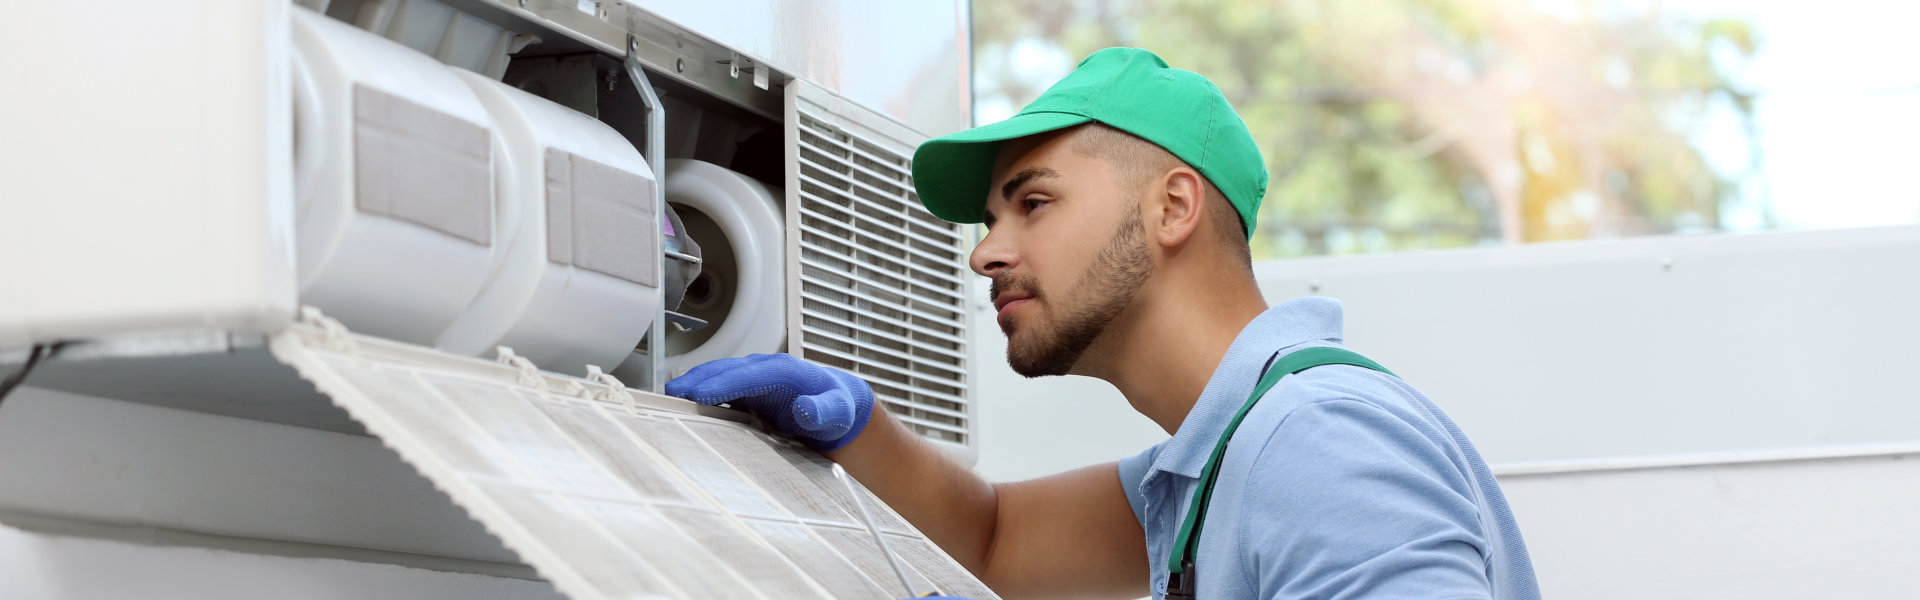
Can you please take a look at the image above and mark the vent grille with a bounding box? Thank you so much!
[789,106,972,448]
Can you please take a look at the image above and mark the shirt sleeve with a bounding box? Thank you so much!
[1237,398,1491,600]
[1115,443,1159,528]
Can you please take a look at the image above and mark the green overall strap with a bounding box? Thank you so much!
[1163,346,1395,598]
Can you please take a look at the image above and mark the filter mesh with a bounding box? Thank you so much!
[271,327,998,600]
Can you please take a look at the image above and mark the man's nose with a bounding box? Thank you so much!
[970,227,1017,278]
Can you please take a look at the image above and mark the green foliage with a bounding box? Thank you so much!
[974,0,1761,257]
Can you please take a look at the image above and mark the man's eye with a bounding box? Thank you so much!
[1022,198,1049,212]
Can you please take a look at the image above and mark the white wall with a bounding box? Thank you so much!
[976,226,1920,480]
[969,284,1166,482]
[1254,225,1920,465]
[1498,446,1920,599]
[970,226,1920,594]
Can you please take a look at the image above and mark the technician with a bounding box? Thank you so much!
[668,48,1541,600]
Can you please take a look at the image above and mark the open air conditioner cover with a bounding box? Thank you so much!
[269,313,998,600]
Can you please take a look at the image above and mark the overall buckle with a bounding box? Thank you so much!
[1166,560,1197,599]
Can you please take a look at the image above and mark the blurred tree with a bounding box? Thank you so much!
[973,0,1762,256]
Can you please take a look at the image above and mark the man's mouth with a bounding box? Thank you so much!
[995,297,1033,321]
[993,292,1034,314]
[989,273,1039,325]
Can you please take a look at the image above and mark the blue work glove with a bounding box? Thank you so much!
[665,353,875,452]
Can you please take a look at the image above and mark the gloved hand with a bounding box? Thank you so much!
[665,353,875,452]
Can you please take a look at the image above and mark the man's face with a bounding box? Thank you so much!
[974,130,1154,378]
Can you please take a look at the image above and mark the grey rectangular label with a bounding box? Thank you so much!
[353,84,493,246]
[544,147,657,286]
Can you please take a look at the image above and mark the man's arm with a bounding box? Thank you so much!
[666,354,1148,599]
[830,408,1148,599]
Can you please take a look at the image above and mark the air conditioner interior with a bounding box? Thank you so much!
[500,53,792,385]
[286,0,792,388]
[10,0,971,459]
[500,51,785,185]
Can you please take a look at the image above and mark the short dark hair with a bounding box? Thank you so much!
[1067,123,1252,269]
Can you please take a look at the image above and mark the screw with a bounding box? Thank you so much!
[675,58,686,73]
[517,0,525,7]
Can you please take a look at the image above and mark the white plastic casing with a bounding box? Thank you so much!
[654,159,786,379]
[290,8,502,347]
[442,71,661,375]
[0,1,296,345]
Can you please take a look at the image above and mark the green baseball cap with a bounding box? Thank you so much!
[912,47,1269,239]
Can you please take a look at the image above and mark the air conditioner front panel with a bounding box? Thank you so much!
[269,316,999,600]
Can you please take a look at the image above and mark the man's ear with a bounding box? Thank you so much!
[1151,166,1208,249]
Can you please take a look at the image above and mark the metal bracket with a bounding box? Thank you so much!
[665,250,703,265]
[722,52,744,78]
[664,310,709,334]
[625,34,670,394]
[717,52,771,89]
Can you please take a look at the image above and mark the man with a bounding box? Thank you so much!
[668,48,1540,600]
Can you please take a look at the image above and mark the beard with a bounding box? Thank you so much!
[996,204,1154,378]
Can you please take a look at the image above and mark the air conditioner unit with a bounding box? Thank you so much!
[0,0,977,456]
[0,1,986,598]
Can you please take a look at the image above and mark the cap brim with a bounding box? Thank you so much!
[911,111,1095,224]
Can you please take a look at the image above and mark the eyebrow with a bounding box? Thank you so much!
[984,167,1060,226]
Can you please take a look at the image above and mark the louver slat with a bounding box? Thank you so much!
[786,84,973,454]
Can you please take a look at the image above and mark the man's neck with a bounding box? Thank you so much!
[1077,272,1268,435]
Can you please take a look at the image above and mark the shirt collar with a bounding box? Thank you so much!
[1148,296,1347,479]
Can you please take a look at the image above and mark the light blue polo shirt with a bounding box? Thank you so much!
[1117,297,1540,599]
